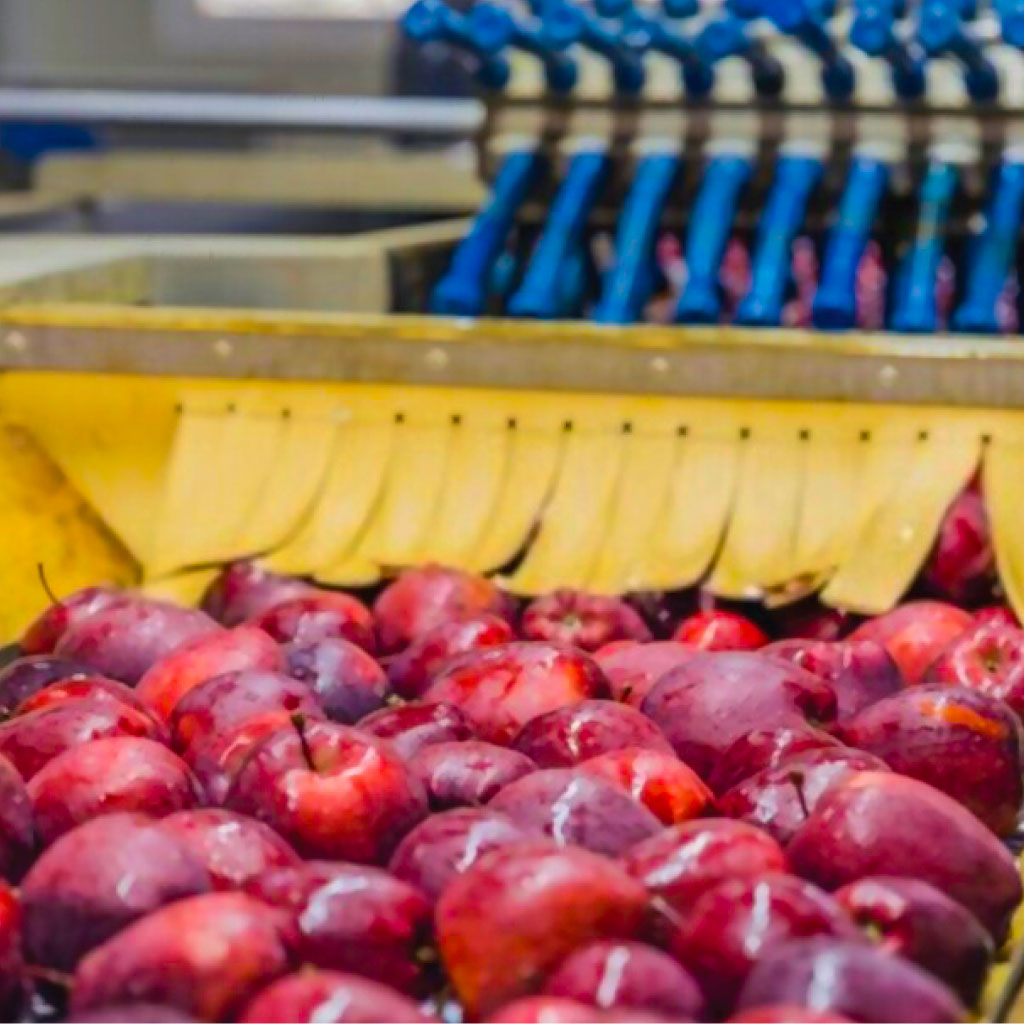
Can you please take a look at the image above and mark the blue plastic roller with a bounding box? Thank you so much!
[759,0,856,99]
[735,154,824,328]
[593,153,681,325]
[507,150,610,320]
[813,157,890,330]
[695,14,786,97]
[541,3,646,95]
[917,0,999,101]
[431,150,545,317]
[621,9,714,97]
[890,161,960,334]
[952,162,1024,334]
[676,154,754,324]
[998,0,1024,48]
[850,3,926,99]
[663,0,700,17]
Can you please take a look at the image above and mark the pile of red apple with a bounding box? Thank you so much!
[0,485,1021,1023]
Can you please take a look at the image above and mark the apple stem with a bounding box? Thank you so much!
[619,685,634,704]
[291,713,315,771]
[788,770,811,820]
[25,963,72,989]
[36,563,61,607]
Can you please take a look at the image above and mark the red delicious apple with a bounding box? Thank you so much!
[669,874,860,1014]
[238,970,436,1024]
[409,740,536,809]
[55,598,221,685]
[436,842,648,1017]
[248,593,376,654]
[623,819,788,929]
[388,807,538,902]
[511,700,672,767]
[245,861,431,995]
[20,812,212,970]
[358,701,475,759]
[762,638,902,722]
[386,615,516,699]
[521,590,652,651]
[0,754,32,881]
[0,655,92,714]
[924,619,1024,717]
[787,771,1022,941]
[22,586,127,654]
[709,724,845,795]
[70,892,295,1022]
[976,605,1019,628]
[543,939,705,1019]
[728,1009,854,1023]
[423,642,609,745]
[486,997,675,1023]
[284,637,388,723]
[769,598,856,642]
[157,809,300,890]
[201,561,311,626]
[849,600,973,684]
[593,641,696,706]
[135,625,282,721]
[0,880,22,1015]
[673,610,768,651]
[28,736,200,845]
[70,1005,200,1023]
[16,676,165,731]
[919,486,996,606]
[0,698,164,779]
[839,685,1024,835]
[169,669,322,755]
[640,652,838,781]
[487,768,662,857]
[716,748,890,846]
[579,747,712,825]
[225,718,427,862]
[374,564,513,653]
[736,937,966,1023]
[836,876,992,1003]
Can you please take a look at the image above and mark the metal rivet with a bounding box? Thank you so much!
[425,347,449,370]
[4,331,28,353]
[213,338,233,359]
[650,355,670,374]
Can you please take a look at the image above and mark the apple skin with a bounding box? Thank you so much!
[70,892,295,1022]
[386,616,516,700]
[786,771,1022,942]
[224,719,427,863]
[485,997,675,1023]
[237,970,436,1024]
[924,620,1024,718]
[200,562,310,627]
[20,812,212,971]
[709,724,844,796]
[672,610,768,652]
[423,642,609,745]
[21,586,127,655]
[716,748,890,846]
[976,605,1019,628]
[55,599,221,685]
[543,939,705,1019]
[244,861,431,995]
[135,626,283,721]
[358,702,475,760]
[761,638,902,723]
[769,598,857,643]
[835,876,993,1004]
[735,937,966,1023]
[0,655,92,714]
[284,638,389,723]
[0,880,23,1016]
[388,807,538,903]
[487,768,662,857]
[435,842,648,1017]
[919,485,996,606]
[16,676,165,732]
[28,736,200,846]
[593,641,697,707]
[511,700,673,768]
[373,564,514,654]
[156,809,300,890]
[0,753,33,881]
[727,1009,854,1023]
[409,741,536,809]
[248,593,376,654]
[521,590,652,651]
[70,1004,200,1023]
[578,747,712,825]
[838,685,1024,835]
[640,652,838,781]
[668,874,861,1014]
[849,600,973,684]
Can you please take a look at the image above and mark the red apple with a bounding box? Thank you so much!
[976,605,1019,628]
[200,562,311,626]
[0,754,31,881]
[728,1009,854,1023]
[225,719,427,862]
[486,997,673,1023]
[672,610,768,652]
[20,812,212,970]
[70,892,295,1022]
[787,771,1022,941]
[579,747,712,825]
[388,807,538,902]
[409,740,536,809]
[16,676,165,732]
[919,486,996,606]
[249,593,376,654]
[0,880,22,1015]
[770,598,857,642]
[0,655,92,714]
[436,842,648,1017]
[70,1004,200,1023]
[593,641,697,707]
[284,638,388,723]
[423,642,609,745]
[521,590,652,651]
[358,701,475,759]
[849,601,973,684]
[28,736,200,845]
[21,586,127,654]
[374,564,513,653]
[839,685,1024,835]
[135,626,282,721]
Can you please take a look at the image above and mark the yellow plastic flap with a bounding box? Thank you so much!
[985,436,1024,624]
[142,568,218,607]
